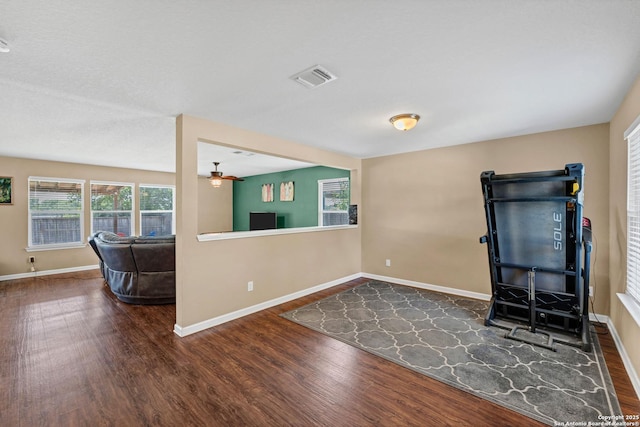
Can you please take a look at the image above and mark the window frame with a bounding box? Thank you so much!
[318,177,350,227]
[621,114,640,327]
[27,176,85,250]
[139,184,176,236]
[90,180,135,237]
[626,116,640,305]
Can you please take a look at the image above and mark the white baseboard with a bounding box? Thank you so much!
[605,317,640,399]
[173,272,363,337]
[362,273,492,301]
[173,270,639,400]
[174,273,491,337]
[0,264,99,282]
[4,263,633,398]
[589,312,610,324]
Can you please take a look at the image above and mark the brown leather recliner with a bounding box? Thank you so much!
[88,231,176,304]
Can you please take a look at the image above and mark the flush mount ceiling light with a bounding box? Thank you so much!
[0,38,10,53]
[389,113,420,131]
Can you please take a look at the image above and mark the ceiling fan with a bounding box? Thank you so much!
[209,162,244,187]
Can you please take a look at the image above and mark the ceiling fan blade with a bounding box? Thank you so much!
[211,162,244,181]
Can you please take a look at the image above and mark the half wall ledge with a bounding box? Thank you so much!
[196,224,358,242]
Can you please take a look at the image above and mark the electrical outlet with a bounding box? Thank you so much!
[248,281,254,292]
[589,286,593,297]
[385,259,391,267]
[29,256,35,263]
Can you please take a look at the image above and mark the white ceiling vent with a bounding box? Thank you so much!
[232,150,255,157]
[290,65,337,89]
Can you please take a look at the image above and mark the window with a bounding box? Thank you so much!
[318,178,350,226]
[626,118,640,306]
[140,185,175,236]
[91,181,134,236]
[28,177,84,248]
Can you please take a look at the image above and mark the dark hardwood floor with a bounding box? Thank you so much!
[1,271,638,426]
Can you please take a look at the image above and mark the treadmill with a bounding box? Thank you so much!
[479,163,592,352]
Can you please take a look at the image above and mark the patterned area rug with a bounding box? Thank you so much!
[280,281,621,426]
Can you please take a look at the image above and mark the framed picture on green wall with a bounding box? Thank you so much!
[280,181,294,201]
[262,183,274,202]
[0,176,12,205]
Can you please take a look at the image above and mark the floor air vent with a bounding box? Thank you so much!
[290,65,338,89]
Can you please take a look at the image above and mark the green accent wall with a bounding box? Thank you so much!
[233,166,350,231]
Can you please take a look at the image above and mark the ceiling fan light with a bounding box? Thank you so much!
[390,114,420,131]
[210,162,224,188]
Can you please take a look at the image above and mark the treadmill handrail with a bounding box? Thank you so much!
[487,196,577,203]
[493,262,577,276]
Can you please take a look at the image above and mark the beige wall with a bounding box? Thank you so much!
[609,74,640,381]
[197,176,233,234]
[362,124,611,313]
[0,156,174,277]
[176,115,362,329]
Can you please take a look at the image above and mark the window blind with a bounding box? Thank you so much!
[28,177,84,246]
[627,120,640,304]
[29,179,83,211]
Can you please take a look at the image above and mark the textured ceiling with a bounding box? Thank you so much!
[1,1,640,175]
